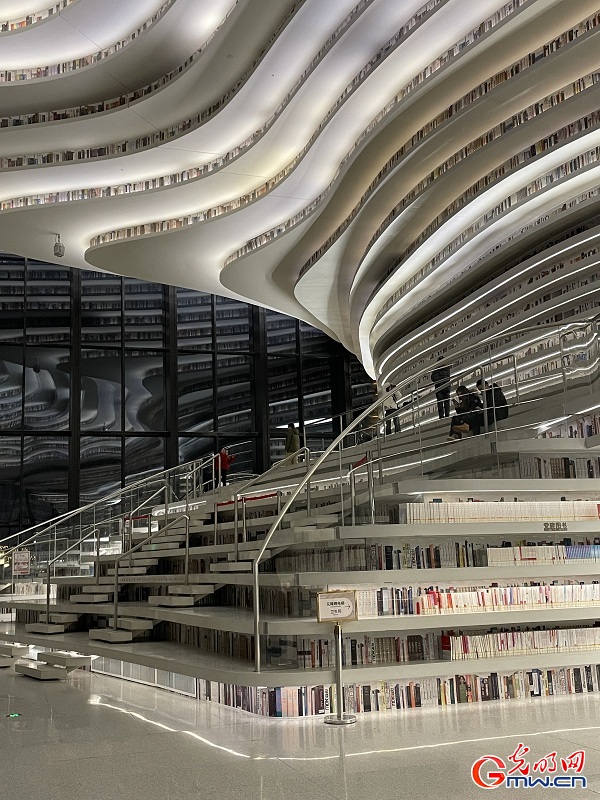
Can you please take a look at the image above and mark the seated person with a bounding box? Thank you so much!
[448,385,483,439]
[475,379,509,426]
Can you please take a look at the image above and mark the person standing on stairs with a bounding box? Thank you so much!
[214,447,235,486]
[285,423,300,464]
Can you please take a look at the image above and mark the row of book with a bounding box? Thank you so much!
[295,632,439,668]
[396,257,562,367]
[399,500,600,524]
[198,662,600,717]
[0,0,72,31]
[441,627,600,660]
[355,581,600,617]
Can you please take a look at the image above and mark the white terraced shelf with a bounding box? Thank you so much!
[2,0,600,726]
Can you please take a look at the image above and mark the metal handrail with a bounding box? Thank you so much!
[231,447,310,560]
[251,314,600,670]
[111,515,189,630]
[0,452,215,566]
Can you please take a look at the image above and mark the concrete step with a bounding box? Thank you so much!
[147,595,195,607]
[111,618,155,631]
[0,656,13,668]
[151,534,187,544]
[82,585,114,594]
[25,623,66,634]
[227,549,270,562]
[15,662,66,680]
[0,643,29,657]
[39,613,79,624]
[88,629,134,643]
[36,652,91,670]
[70,594,110,603]
[107,567,148,576]
[168,584,214,596]
[209,561,252,573]
[142,542,181,552]
[102,558,158,567]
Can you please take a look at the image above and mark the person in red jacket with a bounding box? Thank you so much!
[214,448,235,486]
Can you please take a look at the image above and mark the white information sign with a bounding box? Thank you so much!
[12,550,30,577]
[317,590,358,622]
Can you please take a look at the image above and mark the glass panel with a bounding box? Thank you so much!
[124,350,165,432]
[80,436,122,502]
[267,310,297,354]
[124,437,164,484]
[178,352,214,433]
[177,288,213,351]
[124,278,165,345]
[81,271,122,344]
[215,296,250,351]
[0,436,22,538]
[216,354,252,433]
[22,435,69,516]
[0,255,24,344]
[26,262,70,344]
[178,436,215,465]
[0,345,23,430]
[24,347,70,430]
[81,348,122,432]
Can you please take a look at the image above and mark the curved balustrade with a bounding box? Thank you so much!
[0,0,175,83]
[0,0,75,33]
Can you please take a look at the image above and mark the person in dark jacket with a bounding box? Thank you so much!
[476,379,509,426]
[448,385,482,439]
[285,423,300,463]
[431,357,451,419]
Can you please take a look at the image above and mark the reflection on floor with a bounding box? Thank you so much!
[1,668,599,799]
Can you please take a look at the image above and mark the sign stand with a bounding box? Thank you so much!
[324,621,357,726]
[317,590,357,726]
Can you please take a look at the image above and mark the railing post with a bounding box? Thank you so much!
[512,354,520,405]
[306,460,312,517]
[414,389,424,475]
[253,563,261,672]
[234,495,240,562]
[559,333,568,414]
[45,561,51,625]
[184,515,190,585]
[276,490,282,516]
[367,455,375,524]
[213,500,218,546]
[480,365,489,434]
[350,470,356,526]
[242,498,248,544]
[376,430,383,484]
[113,568,119,630]
[338,443,344,521]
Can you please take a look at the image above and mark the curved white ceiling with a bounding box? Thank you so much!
[0,0,599,381]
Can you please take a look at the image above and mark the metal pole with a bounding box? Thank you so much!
[253,564,261,672]
[376,431,383,484]
[480,366,489,434]
[350,471,356,527]
[338,443,344,521]
[512,354,520,405]
[184,515,190,585]
[415,389,424,475]
[242,498,248,545]
[113,568,119,630]
[45,562,51,626]
[367,456,375,524]
[234,494,239,559]
[324,623,356,725]
[306,460,312,517]
[213,500,218,546]
[559,333,568,415]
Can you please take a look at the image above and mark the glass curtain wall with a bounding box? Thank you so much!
[0,255,375,536]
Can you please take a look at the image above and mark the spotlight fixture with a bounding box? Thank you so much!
[53,234,65,258]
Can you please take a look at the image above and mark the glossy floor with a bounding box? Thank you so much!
[1,669,600,800]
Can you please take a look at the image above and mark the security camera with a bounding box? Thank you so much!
[54,234,65,258]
